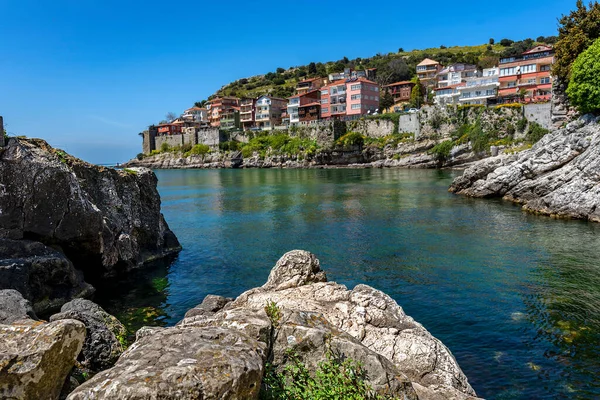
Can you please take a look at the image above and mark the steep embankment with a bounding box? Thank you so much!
[0,138,181,313]
[450,115,600,222]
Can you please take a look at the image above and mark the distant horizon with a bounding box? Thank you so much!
[0,0,572,164]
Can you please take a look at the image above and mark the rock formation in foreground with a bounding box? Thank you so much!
[69,250,479,400]
[450,115,600,222]
[0,138,181,311]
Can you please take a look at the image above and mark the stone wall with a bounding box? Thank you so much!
[523,103,552,130]
[293,120,345,146]
[398,113,421,138]
[197,128,223,148]
[348,119,395,138]
[144,127,221,154]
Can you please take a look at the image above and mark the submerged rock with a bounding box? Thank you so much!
[0,239,94,315]
[450,115,600,222]
[0,319,85,400]
[73,250,479,400]
[0,138,181,281]
[50,298,127,372]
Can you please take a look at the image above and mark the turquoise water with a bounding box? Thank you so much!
[99,168,600,399]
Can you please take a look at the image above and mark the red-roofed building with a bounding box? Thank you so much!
[383,81,416,104]
[296,77,325,95]
[498,45,554,103]
[346,78,380,116]
[298,90,321,124]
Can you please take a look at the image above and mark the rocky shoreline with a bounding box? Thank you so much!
[0,137,181,314]
[449,114,600,222]
[1,251,480,400]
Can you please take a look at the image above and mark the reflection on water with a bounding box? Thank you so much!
[99,168,600,399]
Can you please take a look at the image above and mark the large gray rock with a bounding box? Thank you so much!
[0,239,94,315]
[67,325,267,400]
[450,115,600,222]
[0,289,37,324]
[0,138,181,280]
[50,299,127,372]
[0,319,86,400]
[183,294,233,319]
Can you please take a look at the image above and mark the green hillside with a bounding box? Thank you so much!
[197,37,556,106]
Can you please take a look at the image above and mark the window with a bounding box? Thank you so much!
[540,77,550,84]
[321,89,328,96]
[475,91,482,97]
[321,98,329,104]
[486,89,495,96]
[520,64,536,74]
[351,104,361,109]
[462,92,471,98]
[321,107,329,113]
[527,79,536,84]
[350,94,361,100]
[540,65,551,72]
[350,84,362,90]
[500,67,516,76]
[507,81,516,88]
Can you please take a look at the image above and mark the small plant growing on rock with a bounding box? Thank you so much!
[260,349,394,400]
[265,301,282,328]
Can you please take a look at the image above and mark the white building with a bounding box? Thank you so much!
[287,96,300,126]
[457,67,500,105]
[255,95,287,130]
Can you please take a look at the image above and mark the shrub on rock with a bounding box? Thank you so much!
[567,38,600,114]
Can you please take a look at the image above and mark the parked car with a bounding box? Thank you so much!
[407,108,419,114]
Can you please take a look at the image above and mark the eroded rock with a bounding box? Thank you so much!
[0,319,85,400]
[50,298,127,372]
[0,289,37,324]
[0,239,94,315]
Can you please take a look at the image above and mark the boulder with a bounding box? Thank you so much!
[0,319,86,400]
[0,239,94,315]
[0,138,181,281]
[67,325,267,400]
[262,249,327,290]
[50,299,127,372]
[450,115,600,222]
[0,289,37,324]
[183,294,233,319]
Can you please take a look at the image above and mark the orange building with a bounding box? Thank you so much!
[498,45,554,103]
[207,96,239,127]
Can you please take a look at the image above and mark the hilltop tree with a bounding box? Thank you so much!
[194,100,208,108]
[500,38,514,46]
[276,67,285,74]
[566,37,600,114]
[376,58,410,86]
[478,55,499,69]
[553,0,600,83]
[308,62,317,75]
[489,38,495,45]
[379,90,394,112]
[409,78,423,108]
[165,112,177,122]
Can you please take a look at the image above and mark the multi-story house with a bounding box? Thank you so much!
[220,108,240,130]
[457,67,500,105]
[182,106,208,123]
[255,96,287,130]
[239,98,256,130]
[383,80,416,106]
[287,95,300,125]
[156,123,183,136]
[416,58,442,88]
[346,78,379,116]
[208,96,239,127]
[433,86,461,106]
[437,64,477,87]
[320,80,347,119]
[297,90,321,125]
[296,77,324,95]
[498,45,554,103]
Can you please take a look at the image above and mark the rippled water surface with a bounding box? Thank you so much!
[99,168,600,399]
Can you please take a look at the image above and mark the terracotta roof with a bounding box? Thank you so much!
[417,58,440,66]
[384,80,414,87]
[299,102,321,107]
[523,45,553,55]
[298,77,322,83]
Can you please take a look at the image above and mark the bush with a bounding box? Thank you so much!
[219,141,240,152]
[336,132,365,147]
[160,142,170,152]
[566,37,600,114]
[468,123,489,153]
[429,140,454,162]
[526,122,549,144]
[516,118,527,133]
[136,153,145,160]
[494,103,523,110]
[260,349,392,400]
[189,144,210,156]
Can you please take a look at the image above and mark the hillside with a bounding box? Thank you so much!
[197,37,557,105]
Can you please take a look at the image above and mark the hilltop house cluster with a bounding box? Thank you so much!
[153,45,555,135]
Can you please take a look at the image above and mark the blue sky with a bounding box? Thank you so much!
[0,0,572,164]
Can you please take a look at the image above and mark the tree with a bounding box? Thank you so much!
[478,55,499,69]
[308,62,317,75]
[194,100,207,108]
[553,0,600,83]
[276,67,285,74]
[489,38,495,45]
[398,47,405,53]
[500,38,514,46]
[379,90,394,112]
[409,78,423,108]
[376,58,410,86]
[566,37,600,114]
[165,112,177,122]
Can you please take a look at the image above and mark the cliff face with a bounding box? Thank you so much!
[450,115,600,222]
[0,138,181,285]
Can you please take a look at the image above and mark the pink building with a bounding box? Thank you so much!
[346,78,379,116]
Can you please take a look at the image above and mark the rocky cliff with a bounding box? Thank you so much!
[0,138,181,312]
[67,250,479,400]
[449,114,600,222]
